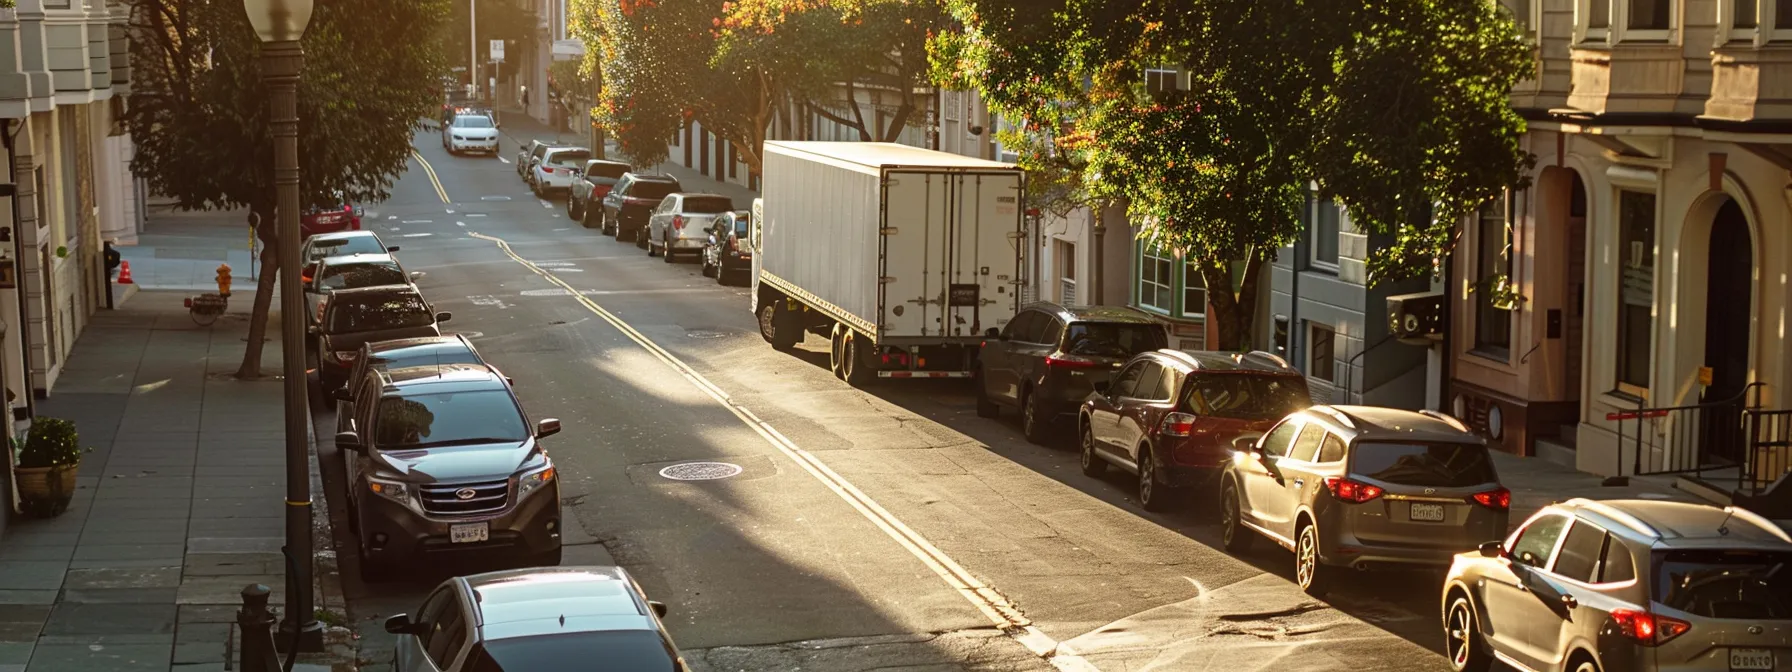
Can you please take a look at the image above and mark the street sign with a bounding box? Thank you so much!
[490,40,505,62]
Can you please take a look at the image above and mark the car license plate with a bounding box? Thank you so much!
[449,522,489,544]
[1731,648,1774,671]
[1409,502,1446,522]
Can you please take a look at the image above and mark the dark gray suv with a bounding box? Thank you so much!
[975,303,1169,443]
[337,363,563,581]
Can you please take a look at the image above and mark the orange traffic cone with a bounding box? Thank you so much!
[116,260,133,284]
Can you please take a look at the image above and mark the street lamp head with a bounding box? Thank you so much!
[242,0,313,43]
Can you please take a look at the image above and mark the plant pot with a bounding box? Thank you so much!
[14,463,77,517]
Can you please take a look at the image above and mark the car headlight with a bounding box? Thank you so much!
[367,477,410,504]
[517,464,556,497]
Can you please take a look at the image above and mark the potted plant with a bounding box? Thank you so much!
[14,417,82,517]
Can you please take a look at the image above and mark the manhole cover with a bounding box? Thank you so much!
[659,462,743,481]
[685,330,732,339]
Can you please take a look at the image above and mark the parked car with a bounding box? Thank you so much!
[600,174,681,241]
[443,114,500,156]
[304,253,419,348]
[383,566,685,671]
[300,231,398,285]
[338,363,561,582]
[1220,405,1508,595]
[700,210,752,284]
[645,193,732,259]
[1441,498,1792,672]
[330,334,488,416]
[516,140,555,179]
[529,147,591,198]
[312,285,452,393]
[978,304,1169,443]
[568,159,633,224]
[301,193,365,238]
[1080,349,1309,511]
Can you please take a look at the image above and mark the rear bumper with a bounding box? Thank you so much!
[668,236,707,250]
[1315,505,1507,569]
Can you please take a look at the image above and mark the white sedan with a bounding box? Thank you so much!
[443,114,499,155]
[529,147,592,197]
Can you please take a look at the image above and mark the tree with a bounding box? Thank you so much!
[933,0,1532,350]
[576,0,721,167]
[127,0,450,378]
[439,0,539,88]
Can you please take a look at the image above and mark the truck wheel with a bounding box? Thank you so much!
[843,333,875,386]
[829,326,847,379]
[760,300,800,351]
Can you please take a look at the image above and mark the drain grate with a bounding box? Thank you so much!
[659,462,743,481]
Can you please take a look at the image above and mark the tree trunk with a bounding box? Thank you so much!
[236,203,279,379]
[1203,257,1263,352]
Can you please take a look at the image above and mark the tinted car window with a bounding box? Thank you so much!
[630,181,678,200]
[374,348,481,373]
[319,262,405,290]
[1600,537,1636,583]
[587,162,631,179]
[1510,514,1569,568]
[453,116,494,128]
[1108,362,1147,398]
[1004,311,1042,341]
[1551,520,1608,583]
[1126,363,1164,399]
[1289,426,1325,462]
[1316,435,1346,463]
[374,390,530,448]
[1350,442,1497,487]
[1259,419,1301,458]
[307,237,384,262]
[1025,316,1057,344]
[1061,322,1167,358]
[468,632,677,672]
[1182,374,1310,421]
[682,197,733,214]
[425,597,467,665]
[546,150,590,167]
[1656,549,1792,619]
[327,295,432,333]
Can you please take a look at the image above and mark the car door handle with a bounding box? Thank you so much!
[1293,478,1304,487]
[1560,594,1577,610]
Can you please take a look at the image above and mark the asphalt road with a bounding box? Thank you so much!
[318,129,1465,672]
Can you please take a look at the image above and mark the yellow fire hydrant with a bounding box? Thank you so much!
[216,264,232,297]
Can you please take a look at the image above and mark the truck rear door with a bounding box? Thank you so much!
[881,170,1024,339]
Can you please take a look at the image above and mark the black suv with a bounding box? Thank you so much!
[599,173,680,240]
[568,159,633,224]
[976,303,1169,444]
[336,363,563,581]
[329,334,487,416]
[312,285,451,393]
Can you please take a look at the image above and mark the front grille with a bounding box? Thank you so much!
[418,478,510,516]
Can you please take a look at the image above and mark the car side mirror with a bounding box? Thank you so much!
[983,328,1000,338]
[334,431,363,454]
[536,418,561,439]
[1479,541,1505,558]
[331,388,353,402]
[384,614,423,635]
[435,311,452,323]
[648,601,668,618]
[307,325,321,335]
[386,246,400,252]
[1232,435,1260,454]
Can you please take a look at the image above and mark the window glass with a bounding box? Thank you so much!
[1591,0,1611,27]
[425,595,467,665]
[1004,311,1042,341]
[1139,248,1172,311]
[1474,196,1512,357]
[453,115,494,128]
[1551,520,1608,583]
[1126,363,1164,399]
[1182,374,1311,421]
[1316,434,1347,463]
[1310,324,1336,383]
[1182,262,1207,317]
[413,588,453,654]
[1600,535,1636,583]
[1259,419,1301,458]
[1138,365,1174,401]
[630,181,678,201]
[683,197,734,214]
[1735,0,1759,28]
[326,294,433,333]
[1779,0,1791,28]
[1108,362,1147,399]
[1350,442,1498,487]
[732,215,750,238]
[1036,318,1065,346]
[470,632,678,672]
[1655,549,1792,619]
[374,390,530,449]
[546,150,591,168]
[1061,322,1167,357]
[1629,0,1670,29]
[320,262,406,291]
[306,237,384,263]
[1510,514,1570,568]
[1289,426,1326,462]
[1617,190,1655,391]
[1312,197,1341,266]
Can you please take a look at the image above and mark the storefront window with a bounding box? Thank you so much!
[1616,190,1656,395]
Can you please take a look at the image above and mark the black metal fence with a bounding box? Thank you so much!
[1615,382,1792,496]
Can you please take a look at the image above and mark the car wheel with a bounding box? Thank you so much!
[974,376,999,418]
[1021,391,1049,445]
[701,254,716,277]
[636,227,649,250]
[613,220,628,241]
[529,546,563,568]
[567,201,578,220]
[1137,445,1170,512]
[1295,521,1332,596]
[1444,594,1493,672]
[663,235,677,263]
[1221,480,1254,552]
[580,208,596,229]
[1079,423,1107,477]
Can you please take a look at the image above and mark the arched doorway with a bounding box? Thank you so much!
[1702,197,1753,463]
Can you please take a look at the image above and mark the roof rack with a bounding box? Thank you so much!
[1238,350,1292,370]
[1722,506,1792,543]
[1417,409,1470,432]
[1310,406,1357,430]
[1567,499,1661,539]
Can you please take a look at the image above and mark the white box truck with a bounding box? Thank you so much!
[749,141,1027,384]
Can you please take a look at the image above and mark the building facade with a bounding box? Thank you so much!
[1449,0,1792,490]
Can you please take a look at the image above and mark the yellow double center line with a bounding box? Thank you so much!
[414,150,1094,671]
[411,149,451,204]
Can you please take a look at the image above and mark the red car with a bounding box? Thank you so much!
[302,197,364,238]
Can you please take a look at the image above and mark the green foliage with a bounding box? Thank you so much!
[18,417,81,469]
[439,1,539,84]
[576,0,719,167]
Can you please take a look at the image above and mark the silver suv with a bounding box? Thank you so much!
[1220,405,1509,595]
[1441,498,1792,672]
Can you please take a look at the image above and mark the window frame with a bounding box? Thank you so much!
[1614,188,1658,399]
[1578,0,1613,42]
[1471,194,1515,362]
[1507,512,1573,569]
[1615,0,1677,42]
[1258,418,1303,459]
[1138,245,1174,314]
[1181,261,1207,319]
[1309,196,1342,272]
[1309,323,1336,383]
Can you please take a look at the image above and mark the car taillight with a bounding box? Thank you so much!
[1608,609,1690,646]
[1470,486,1511,510]
[1159,412,1197,438]
[542,167,555,174]
[1324,477,1384,504]
[1044,354,1098,369]
[673,215,685,231]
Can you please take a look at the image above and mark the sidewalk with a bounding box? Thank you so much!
[1492,450,1700,531]
[0,290,350,672]
[115,207,262,292]
[494,106,762,207]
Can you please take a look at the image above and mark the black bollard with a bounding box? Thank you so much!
[237,584,282,672]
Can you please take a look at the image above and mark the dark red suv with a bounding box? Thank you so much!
[1079,350,1311,511]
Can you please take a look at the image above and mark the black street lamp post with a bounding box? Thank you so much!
[240,0,323,652]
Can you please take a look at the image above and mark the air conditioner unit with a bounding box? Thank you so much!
[1386,291,1444,345]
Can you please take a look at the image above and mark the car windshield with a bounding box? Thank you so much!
[683,197,732,214]
[631,181,677,200]
[466,632,677,672]
[1656,549,1792,619]
[1350,442,1497,487]
[326,294,432,333]
[374,348,481,372]
[319,262,405,291]
[454,116,494,128]
[548,150,591,167]
[1181,374,1310,421]
[306,237,384,262]
[1060,322,1167,358]
[372,389,528,449]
